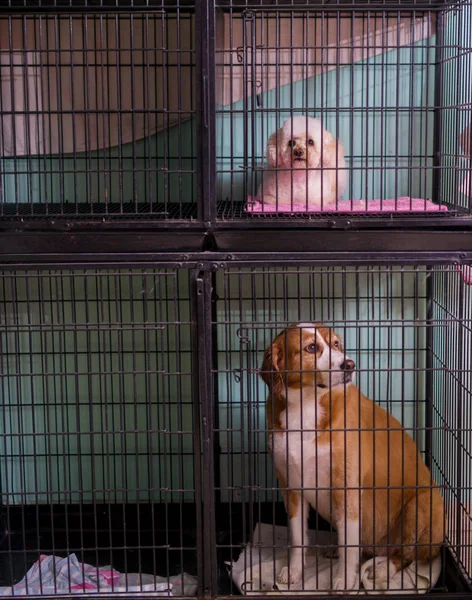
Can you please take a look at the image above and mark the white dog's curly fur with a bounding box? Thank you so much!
[257,116,347,208]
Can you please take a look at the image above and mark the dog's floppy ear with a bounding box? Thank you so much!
[322,130,343,167]
[266,128,281,167]
[260,336,284,394]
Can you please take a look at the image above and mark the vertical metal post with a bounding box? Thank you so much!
[191,271,205,596]
[242,10,257,202]
[455,276,465,558]
[211,271,222,506]
[192,268,217,596]
[242,12,250,204]
[432,11,444,206]
[425,266,434,468]
[196,0,217,222]
[248,11,257,201]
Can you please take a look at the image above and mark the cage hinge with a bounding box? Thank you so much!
[242,9,256,22]
[237,328,250,344]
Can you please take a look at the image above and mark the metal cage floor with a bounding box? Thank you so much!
[0,202,198,221]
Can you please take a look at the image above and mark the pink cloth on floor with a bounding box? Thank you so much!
[246,196,447,213]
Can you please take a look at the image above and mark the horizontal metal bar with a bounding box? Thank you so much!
[0,229,472,262]
[0,6,194,14]
[214,4,449,12]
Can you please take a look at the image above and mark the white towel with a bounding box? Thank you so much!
[229,523,441,595]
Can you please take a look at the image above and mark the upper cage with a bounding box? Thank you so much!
[1,0,472,228]
[215,0,472,226]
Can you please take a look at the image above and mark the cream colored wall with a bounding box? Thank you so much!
[0,14,195,156]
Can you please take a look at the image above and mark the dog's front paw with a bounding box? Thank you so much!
[278,565,303,585]
[364,560,396,590]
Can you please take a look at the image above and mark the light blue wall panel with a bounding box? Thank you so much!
[1,119,196,207]
[0,269,196,504]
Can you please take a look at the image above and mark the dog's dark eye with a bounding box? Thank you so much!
[288,140,293,147]
[333,340,340,348]
[305,343,317,353]
[308,139,314,146]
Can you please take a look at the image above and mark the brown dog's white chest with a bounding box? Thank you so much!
[269,388,333,520]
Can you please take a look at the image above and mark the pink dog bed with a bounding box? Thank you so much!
[246,196,447,213]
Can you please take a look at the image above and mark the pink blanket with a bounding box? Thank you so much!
[246,196,447,213]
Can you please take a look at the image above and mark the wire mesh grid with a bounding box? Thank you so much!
[431,265,472,584]
[215,3,472,220]
[0,6,197,220]
[0,267,200,595]
[212,265,472,595]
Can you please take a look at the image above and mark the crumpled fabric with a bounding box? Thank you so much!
[0,553,198,596]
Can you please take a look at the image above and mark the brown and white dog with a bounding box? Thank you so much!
[260,323,445,591]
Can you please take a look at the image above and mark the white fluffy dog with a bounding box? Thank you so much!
[257,116,347,208]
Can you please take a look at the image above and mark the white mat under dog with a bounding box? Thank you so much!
[229,523,441,595]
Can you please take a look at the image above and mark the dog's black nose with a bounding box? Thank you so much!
[294,149,304,157]
[341,359,355,371]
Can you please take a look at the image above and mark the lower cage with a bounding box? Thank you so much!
[212,265,472,596]
[0,267,202,596]
[0,264,470,597]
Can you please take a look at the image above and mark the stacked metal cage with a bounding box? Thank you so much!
[0,0,471,599]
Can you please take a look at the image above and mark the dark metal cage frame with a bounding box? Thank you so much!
[0,0,471,598]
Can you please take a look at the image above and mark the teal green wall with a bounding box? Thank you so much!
[0,269,196,504]
[1,119,196,207]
